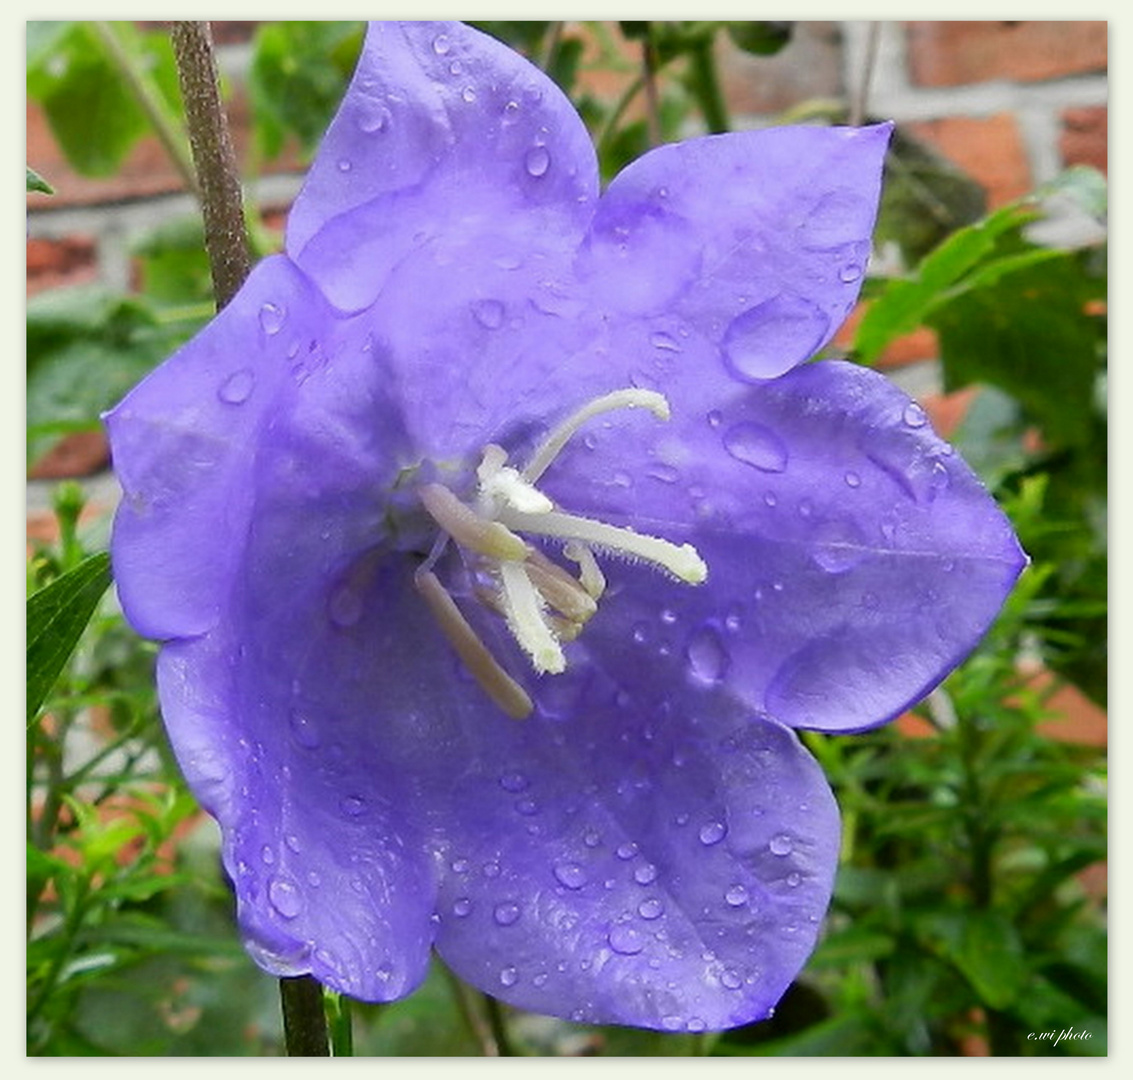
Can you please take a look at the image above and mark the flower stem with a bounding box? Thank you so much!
[483,994,517,1057]
[279,975,330,1056]
[686,37,729,133]
[170,20,251,310]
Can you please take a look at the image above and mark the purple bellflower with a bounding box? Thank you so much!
[105,21,1026,1032]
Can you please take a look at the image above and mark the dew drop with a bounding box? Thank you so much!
[515,797,539,817]
[699,821,727,846]
[269,878,303,919]
[524,145,551,178]
[724,883,749,907]
[638,897,664,920]
[686,1017,707,1033]
[307,871,321,887]
[616,841,639,861]
[845,470,862,488]
[259,302,286,335]
[471,298,505,329]
[432,33,451,55]
[902,402,928,428]
[499,771,530,793]
[328,584,363,628]
[357,102,390,133]
[452,897,472,917]
[493,901,521,926]
[339,795,366,818]
[650,330,681,351]
[786,871,802,888]
[707,409,723,429]
[722,293,831,381]
[608,924,645,955]
[723,422,789,473]
[499,965,519,987]
[553,862,587,890]
[769,833,793,856]
[839,263,863,283]
[218,368,255,405]
[686,624,730,684]
[261,845,275,865]
[661,1015,684,1032]
[582,828,602,848]
[461,86,476,104]
[763,491,778,508]
[634,863,659,886]
[721,968,744,990]
[336,158,352,173]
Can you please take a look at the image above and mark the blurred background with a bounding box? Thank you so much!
[26,21,1107,1056]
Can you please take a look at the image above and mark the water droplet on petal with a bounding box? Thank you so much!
[493,901,521,926]
[661,1015,684,1032]
[724,883,749,907]
[553,862,587,890]
[839,263,863,283]
[328,584,363,627]
[634,863,659,885]
[461,86,476,104]
[357,102,390,133]
[269,877,303,919]
[699,821,727,846]
[515,797,539,817]
[811,519,869,574]
[452,897,472,917]
[903,402,928,428]
[259,302,286,335]
[721,968,744,990]
[616,841,639,861]
[722,293,830,381]
[218,368,255,405]
[432,33,451,55]
[337,158,352,173]
[723,422,789,472]
[786,871,802,887]
[608,924,645,955]
[499,965,519,987]
[471,297,505,329]
[686,1017,707,1033]
[650,331,681,351]
[845,470,862,488]
[340,795,366,817]
[524,145,551,178]
[769,833,793,856]
[499,771,529,793]
[686,624,730,684]
[582,828,602,848]
[638,897,665,920]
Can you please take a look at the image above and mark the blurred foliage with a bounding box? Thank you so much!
[27,19,1106,1058]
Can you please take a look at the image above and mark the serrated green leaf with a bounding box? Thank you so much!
[27,552,112,723]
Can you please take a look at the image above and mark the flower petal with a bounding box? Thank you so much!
[287,20,598,313]
[576,123,891,377]
[104,255,367,640]
[431,673,839,1031]
[543,358,1026,733]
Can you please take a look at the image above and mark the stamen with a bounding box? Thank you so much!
[478,461,554,516]
[420,483,529,561]
[498,561,566,674]
[563,541,606,600]
[498,508,708,586]
[522,388,671,483]
[524,548,599,623]
[415,570,533,720]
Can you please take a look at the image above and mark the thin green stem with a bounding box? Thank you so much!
[170,21,252,310]
[92,21,200,197]
[442,965,500,1055]
[640,36,661,147]
[326,991,356,1057]
[686,38,729,133]
[483,993,517,1057]
[279,975,330,1056]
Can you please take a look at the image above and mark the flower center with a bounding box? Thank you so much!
[414,389,708,719]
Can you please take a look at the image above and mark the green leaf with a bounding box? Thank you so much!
[27,22,181,178]
[27,552,112,723]
[916,909,1027,1009]
[248,21,363,161]
[27,165,54,194]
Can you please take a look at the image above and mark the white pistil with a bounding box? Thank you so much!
[522,388,671,484]
[498,561,566,674]
[498,507,708,586]
[414,570,533,720]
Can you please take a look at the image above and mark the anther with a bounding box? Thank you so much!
[420,483,529,561]
[415,569,533,719]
